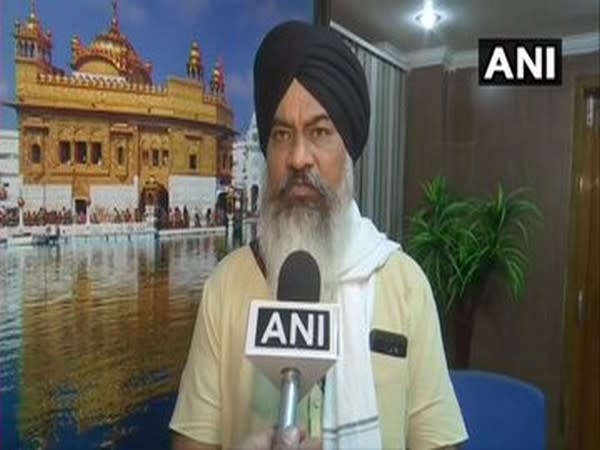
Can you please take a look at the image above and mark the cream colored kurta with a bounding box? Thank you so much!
[169,245,467,449]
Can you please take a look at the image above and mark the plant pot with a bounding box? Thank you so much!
[452,299,476,369]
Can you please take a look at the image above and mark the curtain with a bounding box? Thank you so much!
[333,24,407,241]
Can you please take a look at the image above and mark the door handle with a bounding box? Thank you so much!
[577,290,585,325]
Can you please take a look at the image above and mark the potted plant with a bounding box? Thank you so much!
[405,176,540,368]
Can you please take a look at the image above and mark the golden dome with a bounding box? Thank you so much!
[13,4,52,50]
[186,41,203,81]
[190,42,201,59]
[71,1,152,84]
[209,58,225,96]
[26,13,39,31]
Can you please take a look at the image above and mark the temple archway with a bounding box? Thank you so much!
[140,178,168,227]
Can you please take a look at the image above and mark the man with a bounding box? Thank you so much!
[170,21,467,450]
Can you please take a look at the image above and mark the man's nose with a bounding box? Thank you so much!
[288,136,314,171]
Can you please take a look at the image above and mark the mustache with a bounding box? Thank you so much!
[276,170,330,200]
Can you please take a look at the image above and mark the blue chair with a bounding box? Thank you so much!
[450,370,546,450]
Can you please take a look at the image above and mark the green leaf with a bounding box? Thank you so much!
[405,176,541,317]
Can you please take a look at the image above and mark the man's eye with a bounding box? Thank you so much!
[272,129,291,141]
[312,127,331,139]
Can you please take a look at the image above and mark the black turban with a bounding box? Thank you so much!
[253,21,370,164]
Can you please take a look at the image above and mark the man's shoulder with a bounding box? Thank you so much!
[375,249,435,314]
[374,249,441,339]
[378,249,429,286]
[207,244,262,289]
[211,244,255,277]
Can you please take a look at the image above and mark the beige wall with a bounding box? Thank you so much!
[404,52,600,449]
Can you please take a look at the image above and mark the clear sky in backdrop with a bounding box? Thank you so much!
[0,0,313,134]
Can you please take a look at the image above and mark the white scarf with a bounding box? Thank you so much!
[322,201,400,450]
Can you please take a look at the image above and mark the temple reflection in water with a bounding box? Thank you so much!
[0,234,228,449]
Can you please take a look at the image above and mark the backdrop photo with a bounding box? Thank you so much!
[0,1,313,449]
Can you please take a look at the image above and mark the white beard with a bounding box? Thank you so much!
[258,154,354,302]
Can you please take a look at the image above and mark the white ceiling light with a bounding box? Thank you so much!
[415,4,442,30]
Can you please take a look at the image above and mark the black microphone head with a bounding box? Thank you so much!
[276,250,321,302]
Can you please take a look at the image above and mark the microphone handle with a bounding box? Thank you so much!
[275,368,302,447]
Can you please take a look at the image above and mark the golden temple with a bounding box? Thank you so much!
[6,0,234,216]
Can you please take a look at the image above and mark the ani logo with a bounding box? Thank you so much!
[479,39,562,86]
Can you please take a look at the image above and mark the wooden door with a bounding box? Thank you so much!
[563,76,600,450]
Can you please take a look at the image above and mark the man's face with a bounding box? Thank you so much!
[266,79,348,210]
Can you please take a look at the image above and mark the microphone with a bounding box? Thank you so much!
[277,250,321,302]
[275,251,320,440]
[244,250,340,444]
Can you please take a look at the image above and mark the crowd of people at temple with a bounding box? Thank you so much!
[0,205,229,229]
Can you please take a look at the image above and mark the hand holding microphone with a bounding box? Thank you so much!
[237,427,322,450]
[244,250,340,450]
[274,250,321,440]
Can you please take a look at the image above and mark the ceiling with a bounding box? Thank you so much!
[331,0,599,59]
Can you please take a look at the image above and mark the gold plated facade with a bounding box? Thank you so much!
[8,2,234,208]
